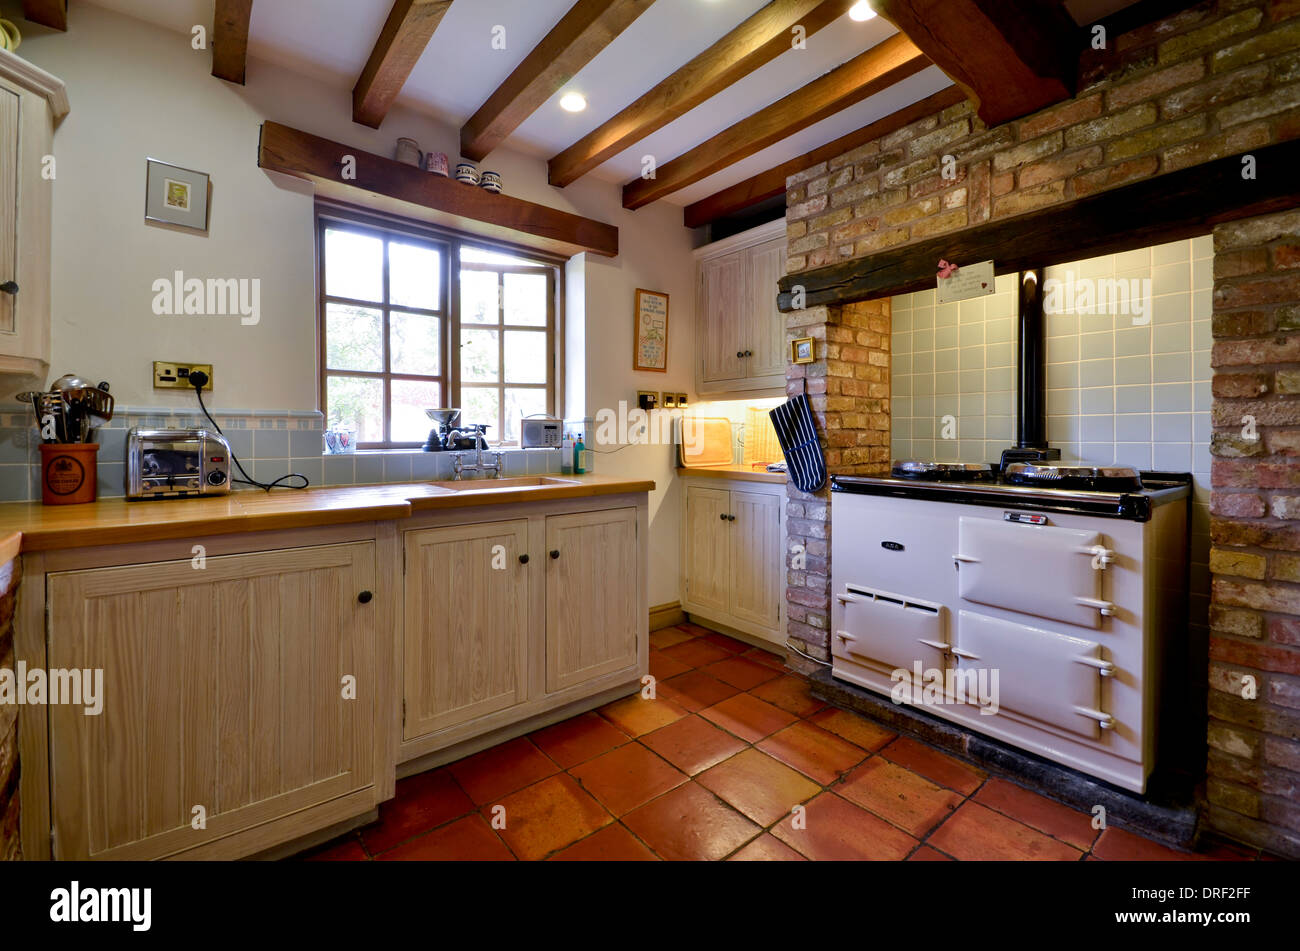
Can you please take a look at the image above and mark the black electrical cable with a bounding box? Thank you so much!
[187,372,309,492]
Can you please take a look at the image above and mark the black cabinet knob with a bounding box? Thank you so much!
[744,349,753,357]
[719,513,727,521]
[0,280,17,295]
[736,351,744,358]
[519,553,529,564]
[549,549,560,559]
[727,514,737,521]
[357,590,373,604]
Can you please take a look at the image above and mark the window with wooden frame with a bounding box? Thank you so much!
[317,208,559,449]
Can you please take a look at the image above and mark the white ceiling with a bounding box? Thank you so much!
[83,0,959,207]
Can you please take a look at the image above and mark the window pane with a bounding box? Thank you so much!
[325,303,383,371]
[461,246,545,267]
[460,387,499,441]
[504,273,548,326]
[325,229,383,302]
[461,327,499,382]
[503,388,547,445]
[460,270,499,324]
[389,241,441,310]
[391,311,440,375]
[391,379,443,444]
[504,330,547,384]
[326,376,383,444]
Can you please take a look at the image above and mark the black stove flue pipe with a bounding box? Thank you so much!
[1016,269,1049,451]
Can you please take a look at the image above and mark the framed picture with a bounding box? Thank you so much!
[791,336,815,364]
[633,288,669,372]
[145,158,210,231]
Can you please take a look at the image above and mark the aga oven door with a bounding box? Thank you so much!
[833,585,948,674]
[954,516,1115,628]
[954,611,1115,739]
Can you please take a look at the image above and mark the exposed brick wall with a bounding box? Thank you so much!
[0,557,21,862]
[786,0,1300,274]
[1205,207,1300,858]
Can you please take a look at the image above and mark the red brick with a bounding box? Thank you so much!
[1071,155,1159,197]
[1019,95,1103,139]
[1213,578,1300,621]
[1210,492,1267,517]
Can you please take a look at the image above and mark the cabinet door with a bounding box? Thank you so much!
[745,239,787,379]
[0,85,18,338]
[47,543,377,860]
[404,520,529,739]
[729,490,782,629]
[684,485,730,615]
[699,254,745,383]
[545,508,638,693]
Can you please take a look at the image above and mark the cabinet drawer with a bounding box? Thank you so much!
[833,585,948,674]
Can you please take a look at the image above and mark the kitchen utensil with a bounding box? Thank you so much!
[454,163,480,185]
[769,383,826,493]
[422,408,461,451]
[395,137,422,167]
[677,416,733,467]
[425,151,449,176]
[479,171,503,193]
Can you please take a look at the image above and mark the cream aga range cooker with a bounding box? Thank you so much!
[830,461,1190,793]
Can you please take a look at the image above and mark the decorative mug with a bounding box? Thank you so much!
[454,162,480,185]
[479,171,503,194]
[394,137,422,167]
[425,151,449,176]
[324,428,357,454]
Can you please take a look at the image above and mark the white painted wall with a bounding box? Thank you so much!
[18,2,702,605]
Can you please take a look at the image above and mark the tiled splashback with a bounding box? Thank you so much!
[0,409,563,503]
[889,234,1213,636]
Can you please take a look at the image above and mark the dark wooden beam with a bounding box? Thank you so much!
[212,0,254,85]
[776,137,1300,310]
[352,0,452,128]
[20,0,66,31]
[548,0,852,188]
[461,0,657,162]
[623,33,928,210]
[258,121,618,259]
[683,85,966,229]
[873,0,1077,126]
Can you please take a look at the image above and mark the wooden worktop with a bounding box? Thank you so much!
[0,475,655,553]
[677,464,787,484]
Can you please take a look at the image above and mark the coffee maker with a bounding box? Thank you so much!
[422,408,461,452]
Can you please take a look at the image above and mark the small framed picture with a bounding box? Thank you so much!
[791,336,815,364]
[145,158,210,231]
[633,288,669,372]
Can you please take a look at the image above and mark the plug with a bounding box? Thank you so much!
[188,370,210,390]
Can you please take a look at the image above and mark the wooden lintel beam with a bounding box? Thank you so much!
[20,0,66,31]
[352,0,453,128]
[212,0,255,85]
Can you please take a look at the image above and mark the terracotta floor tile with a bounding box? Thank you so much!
[661,638,735,668]
[973,778,1100,851]
[447,737,559,806]
[569,743,687,816]
[359,767,474,854]
[492,773,612,860]
[749,674,828,717]
[806,708,897,752]
[697,748,821,827]
[837,758,961,838]
[743,647,789,671]
[623,782,760,861]
[729,833,807,861]
[756,720,868,785]
[701,632,751,654]
[703,655,783,690]
[649,649,693,681]
[301,836,369,861]
[1091,827,1211,861]
[700,692,799,743]
[530,712,630,769]
[376,814,515,861]
[881,736,986,795]
[676,622,715,638]
[772,792,918,860]
[927,801,1083,861]
[641,715,747,775]
[908,845,955,861]
[658,669,740,712]
[598,694,688,737]
[549,823,660,861]
[649,626,696,650]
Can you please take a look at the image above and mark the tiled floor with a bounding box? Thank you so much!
[299,622,1271,862]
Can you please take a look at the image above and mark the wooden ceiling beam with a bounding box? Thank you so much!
[460,0,657,163]
[212,0,255,85]
[547,0,853,188]
[682,85,966,228]
[352,0,453,128]
[872,0,1077,126]
[622,32,928,210]
[20,0,67,31]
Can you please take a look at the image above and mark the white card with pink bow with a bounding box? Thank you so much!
[936,259,997,304]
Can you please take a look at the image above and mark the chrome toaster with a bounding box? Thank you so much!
[126,428,232,499]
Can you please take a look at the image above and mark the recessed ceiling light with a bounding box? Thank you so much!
[560,92,587,113]
[849,1,876,21]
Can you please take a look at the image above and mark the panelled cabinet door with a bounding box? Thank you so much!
[0,83,19,339]
[729,490,782,628]
[404,520,530,739]
[684,485,731,615]
[699,254,744,383]
[545,508,638,693]
[46,543,378,861]
[744,239,787,379]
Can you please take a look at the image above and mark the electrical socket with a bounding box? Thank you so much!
[636,390,659,410]
[154,361,213,390]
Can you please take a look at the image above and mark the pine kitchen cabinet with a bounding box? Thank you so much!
[693,219,787,396]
